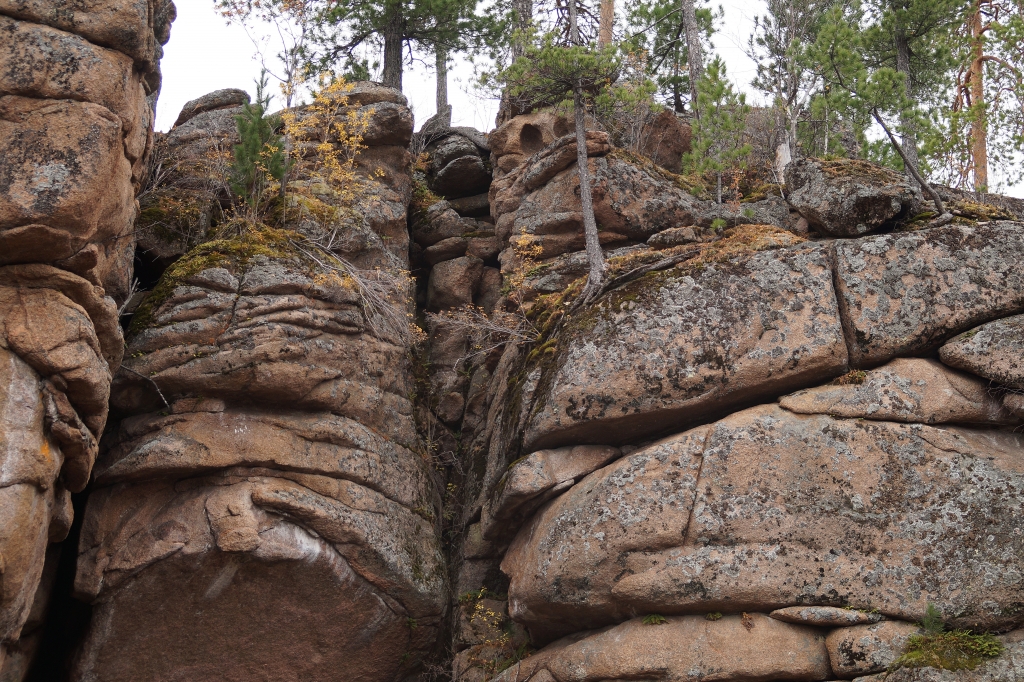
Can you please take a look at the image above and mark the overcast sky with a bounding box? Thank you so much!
[157,0,1021,196]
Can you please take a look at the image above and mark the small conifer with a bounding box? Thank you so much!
[230,71,288,215]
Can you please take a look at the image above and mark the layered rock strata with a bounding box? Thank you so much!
[0,0,172,672]
[69,89,447,681]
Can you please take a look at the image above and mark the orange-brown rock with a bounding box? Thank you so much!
[780,358,1015,425]
[503,404,1024,642]
[834,223,1024,367]
[826,621,921,678]
[523,239,848,450]
[494,614,832,682]
[939,313,1024,389]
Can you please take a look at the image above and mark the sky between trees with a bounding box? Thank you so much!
[156,0,1024,196]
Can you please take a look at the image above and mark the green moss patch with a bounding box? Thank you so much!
[129,221,299,334]
[890,631,1003,672]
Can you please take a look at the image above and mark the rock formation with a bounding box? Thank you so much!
[2,5,1024,680]
[0,0,173,673]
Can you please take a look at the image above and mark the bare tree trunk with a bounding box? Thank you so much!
[873,108,948,217]
[567,0,605,300]
[435,47,449,112]
[894,31,919,181]
[681,0,704,109]
[598,0,614,47]
[969,1,989,191]
[382,7,403,91]
[512,0,534,57]
[575,88,605,301]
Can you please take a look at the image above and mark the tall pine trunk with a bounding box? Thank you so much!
[681,0,704,110]
[894,30,919,180]
[598,0,614,47]
[436,47,449,112]
[512,0,534,57]
[382,6,403,91]
[969,1,989,191]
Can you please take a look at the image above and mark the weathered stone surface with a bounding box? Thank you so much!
[780,358,1015,425]
[494,614,832,682]
[524,239,848,450]
[489,112,571,160]
[786,158,923,237]
[423,236,469,265]
[854,631,1024,682]
[647,225,702,248]
[488,445,620,534]
[359,101,414,147]
[939,314,1024,389]
[503,405,1024,642]
[114,257,417,448]
[427,256,484,311]
[73,472,444,682]
[173,88,249,127]
[639,108,691,173]
[834,222,1024,367]
[0,0,175,66]
[827,621,920,678]
[413,203,478,247]
[770,606,882,627]
[345,81,409,107]
[1006,393,1024,419]
[0,16,144,132]
[0,96,136,294]
[0,349,66,655]
[449,192,490,218]
[433,156,492,199]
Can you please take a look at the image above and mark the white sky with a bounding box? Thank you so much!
[157,0,1021,196]
[156,0,765,132]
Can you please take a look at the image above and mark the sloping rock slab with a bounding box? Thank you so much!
[834,222,1024,367]
[494,614,831,682]
[939,313,1024,389]
[780,358,1015,425]
[503,405,1024,642]
[786,158,922,237]
[524,241,849,450]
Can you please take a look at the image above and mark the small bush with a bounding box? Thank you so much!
[642,614,668,625]
[705,612,723,621]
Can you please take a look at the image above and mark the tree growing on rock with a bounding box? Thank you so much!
[685,57,751,203]
[230,72,288,218]
[500,27,621,302]
[808,4,953,221]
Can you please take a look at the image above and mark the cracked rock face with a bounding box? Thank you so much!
[524,240,849,450]
[503,404,1024,643]
[69,88,449,681]
[0,0,170,669]
[940,313,1024,390]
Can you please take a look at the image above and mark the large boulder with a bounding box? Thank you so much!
[426,131,492,199]
[503,404,1024,642]
[0,5,167,669]
[523,232,849,450]
[74,228,446,680]
[834,222,1024,367]
[785,158,923,237]
[939,313,1024,389]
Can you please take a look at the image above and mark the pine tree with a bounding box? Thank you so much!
[623,0,715,112]
[808,4,952,218]
[747,0,834,165]
[686,57,752,203]
[500,27,621,301]
[231,72,288,215]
